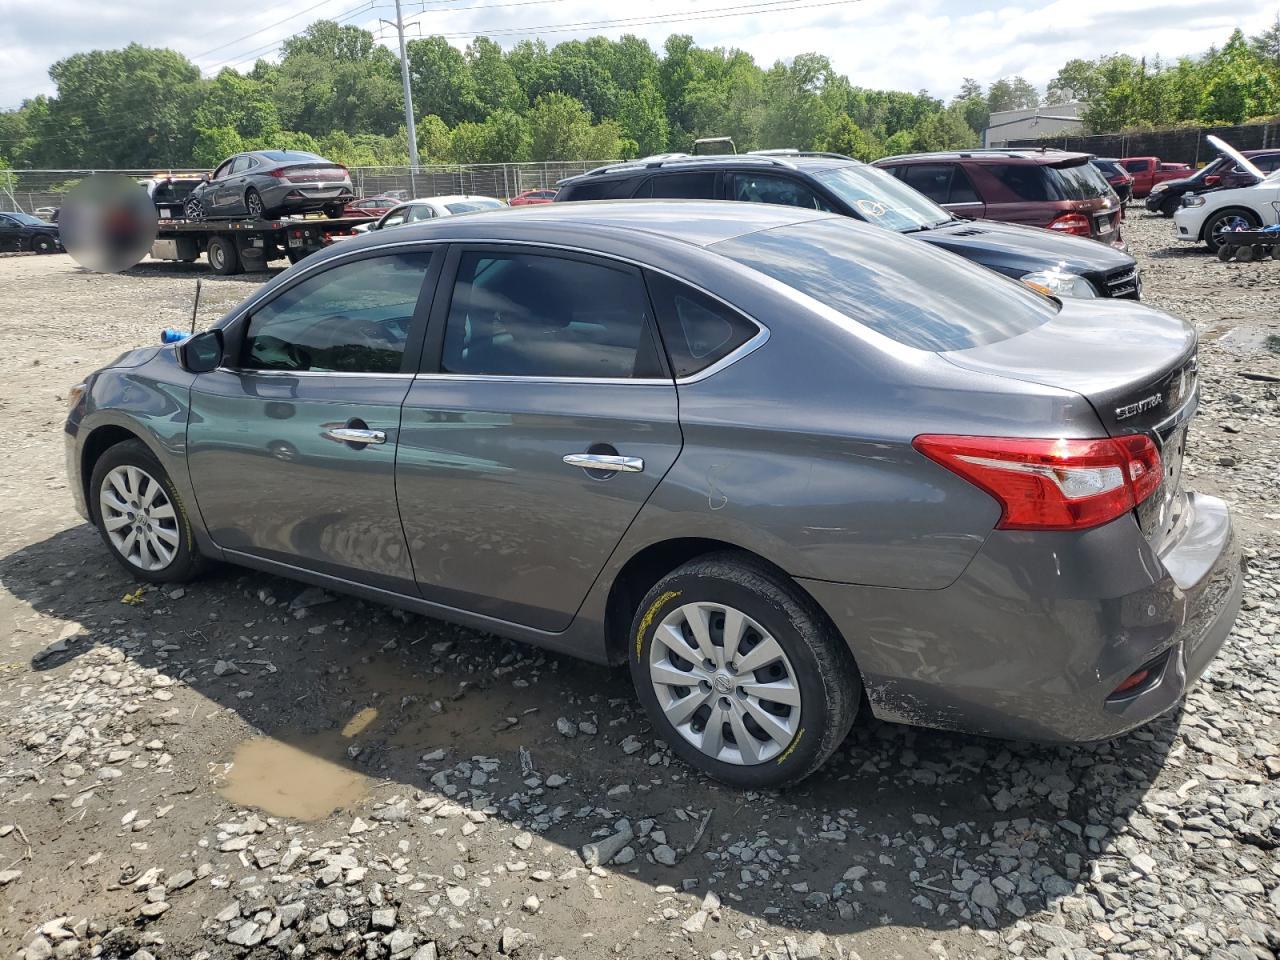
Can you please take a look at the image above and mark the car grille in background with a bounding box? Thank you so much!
[1103,266,1141,299]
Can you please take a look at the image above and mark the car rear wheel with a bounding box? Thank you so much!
[207,235,240,275]
[245,188,266,219]
[1204,208,1260,252]
[184,196,205,222]
[28,233,56,254]
[628,554,860,788]
[91,440,203,584]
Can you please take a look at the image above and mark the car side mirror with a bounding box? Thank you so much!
[178,329,224,373]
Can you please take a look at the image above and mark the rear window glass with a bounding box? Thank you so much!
[635,172,717,199]
[560,178,637,201]
[444,199,505,214]
[989,162,1108,201]
[260,150,324,162]
[711,219,1057,351]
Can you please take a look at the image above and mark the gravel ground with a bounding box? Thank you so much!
[1,214,1278,960]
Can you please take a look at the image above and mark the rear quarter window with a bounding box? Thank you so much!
[712,219,1057,352]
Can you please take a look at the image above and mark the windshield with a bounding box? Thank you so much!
[813,165,952,232]
[445,198,504,214]
[713,218,1058,351]
[261,150,325,162]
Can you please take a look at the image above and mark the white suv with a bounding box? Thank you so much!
[1174,138,1280,251]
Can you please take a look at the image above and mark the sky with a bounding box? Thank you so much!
[1,0,1276,111]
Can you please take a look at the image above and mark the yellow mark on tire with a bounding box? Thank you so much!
[636,590,681,659]
[777,727,804,764]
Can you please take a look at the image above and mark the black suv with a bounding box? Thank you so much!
[556,152,1140,301]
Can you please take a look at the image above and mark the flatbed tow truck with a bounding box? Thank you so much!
[148,213,375,274]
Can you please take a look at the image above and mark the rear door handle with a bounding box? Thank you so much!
[563,453,644,473]
[324,427,386,445]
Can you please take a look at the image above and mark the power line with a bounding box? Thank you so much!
[416,0,870,39]
[193,0,372,59]
[198,2,384,73]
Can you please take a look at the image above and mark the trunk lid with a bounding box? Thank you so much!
[941,300,1198,549]
[279,163,348,184]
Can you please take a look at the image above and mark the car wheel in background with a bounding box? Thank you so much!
[184,196,205,222]
[1158,195,1181,218]
[628,553,861,788]
[245,188,266,219]
[90,439,204,584]
[206,235,240,275]
[285,248,309,265]
[28,233,57,254]
[1203,208,1261,252]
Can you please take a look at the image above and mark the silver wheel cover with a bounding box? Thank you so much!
[648,601,802,765]
[99,465,181,572]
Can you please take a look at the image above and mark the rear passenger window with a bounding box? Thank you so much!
[1123,160,1146,172]
[900,164,952,204]
[646,272,759,379]
[988,164,1052,201]
[729,174,830,210]
[562,179,637,201]
[949,166,980,204]
[635,172,717,199]
[442,251,664,379]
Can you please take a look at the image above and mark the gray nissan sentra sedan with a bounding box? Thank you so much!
[64,201,1241,788]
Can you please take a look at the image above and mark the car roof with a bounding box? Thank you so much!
[407,195,503,205]
[337,199,832,251]
[878,148,1091,165]
[559,152,861,186]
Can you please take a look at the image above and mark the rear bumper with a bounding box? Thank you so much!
[802,491,1241,743]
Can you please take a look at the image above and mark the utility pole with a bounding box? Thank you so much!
[384,0,419,172]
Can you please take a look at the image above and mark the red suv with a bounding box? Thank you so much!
[874,149,1125,247]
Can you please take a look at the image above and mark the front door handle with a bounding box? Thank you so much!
[324,427,386,445]
[563,453,644,473]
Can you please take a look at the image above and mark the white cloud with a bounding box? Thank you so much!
[1,0,1275,110]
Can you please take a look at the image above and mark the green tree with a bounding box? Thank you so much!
[528,92,593,160]
[450,109,530,163]
[817,114,880,160]
[986,75,1038,112]
[760,54,836,149]
[406,36,478,126]
[416,114,452,163]
[616,79,669,156]
[1250,14,1280,66]
[466,37,524,116]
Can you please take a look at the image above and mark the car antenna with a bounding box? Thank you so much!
[190,279,202,333]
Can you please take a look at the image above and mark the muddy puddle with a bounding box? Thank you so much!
[220,732,370,820]
[218,651,610,820]
[1204,322,1280,357]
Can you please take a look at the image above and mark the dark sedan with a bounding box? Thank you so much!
[65,201,1238,787]
[0,211,61,253]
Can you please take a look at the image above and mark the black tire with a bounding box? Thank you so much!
[207,235,240,275]
[29,233,57,254]
[89,439,204,584]
[628,553,860,789]
[1158,195,1181,218]
[245,188,266,219]
[1203,208,1260,252]
[184,195,205,222]
[285,247,309,265]
[323,203,344,219]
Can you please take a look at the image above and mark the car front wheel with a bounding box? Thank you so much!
[628,554,860,788]
[90,439,204,583]
[29,233,57,254]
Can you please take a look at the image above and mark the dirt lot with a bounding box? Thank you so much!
[1,214,1279,960]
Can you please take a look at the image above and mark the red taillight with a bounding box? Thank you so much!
[1110,669,1150,696]
[912,434,1162,531]
[268,168,288,178]
[1047,212,1092,236]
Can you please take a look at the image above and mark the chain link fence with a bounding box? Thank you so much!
[1006,121,1279,166]
[0,160,617,215]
